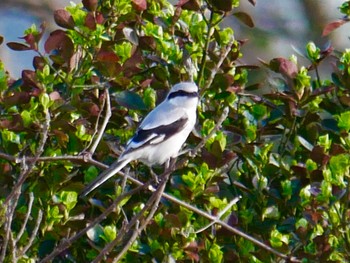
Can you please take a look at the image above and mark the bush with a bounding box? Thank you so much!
[1,0,350,262]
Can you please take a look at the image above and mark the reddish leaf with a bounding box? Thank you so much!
[6,42,31,51]
[139,36,156,50]
[177,0,200,11]
[322,19,348,37]
[96,50,119,63]
[22,70,39,89]
[208,0,232,12]
[44,30,66,53]
[53,129,69,146]
[270,58,298,79]
[89,103,100,117]
[22,33,38,50]
[339,94,350,106]
[33,56,46,70]
[85,12,97,30]
[54,9,75,29]
[233,12,255,28]
[44,30,74,62]
[164,214,182,228]
[0,114,24,131]
[291,164,307,177]
[140,78,153,88]
[95,12,105,24]
[132,0,147,11]
[82,0,98,11]
[123,49,143,77]
[4,92,31,107]
[95,50,121,77]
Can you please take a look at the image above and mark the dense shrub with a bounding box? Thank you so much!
[1,0,350,262]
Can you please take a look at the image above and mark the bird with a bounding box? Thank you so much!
[81,82,199,196]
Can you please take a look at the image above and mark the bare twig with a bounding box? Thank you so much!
[195,195,241,234]
[87,88,112,155]
[202,37,235,92]
[0,191,18,262]
[14,192,35,243]
[190,106,229,157]
[112,220,140,263]
[0,153,108,170]
[19,209,43,257]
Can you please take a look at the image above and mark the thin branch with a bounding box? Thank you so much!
[202,37,235,92]
[87,88,112,155]
[190,106,229,157]
[19,209,43,257]
[195,195,241,234]
[197,11,214,87]
[112,220,140,263]
[0,153,108,170]
[0,191,18,262]
[15,192,35,243]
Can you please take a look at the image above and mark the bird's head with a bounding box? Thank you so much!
[167,82,199,107]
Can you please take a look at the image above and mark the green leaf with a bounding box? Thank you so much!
[297,135,313,151]
[20,110,32,127]
[336,111,350,131]
[101,225,117,243]
[114,90,147,110]
[59,191,78,211]
[40,93,51,111]
[84,166,99,183]
[270,229,289,248]
[208,243,223,263]
[87,224,104,242]
[143,87,156,109]
[306,42,320,62]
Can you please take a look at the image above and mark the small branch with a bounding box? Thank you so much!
[195,195,241,234]
[19,209,43,257]
[87,88,112,155]
[190,106,229,157]
[15,192,35,243]
[112,220,140,263]
[202,37,235,92]
[0,193,17,262]
[0,153,108,170]
[197,11,214,87]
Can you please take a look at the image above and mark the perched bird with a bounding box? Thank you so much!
[81,82,199,196]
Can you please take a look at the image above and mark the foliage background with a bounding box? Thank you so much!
[1,0,350,262]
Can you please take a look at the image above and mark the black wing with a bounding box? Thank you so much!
[123,116,188,153]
